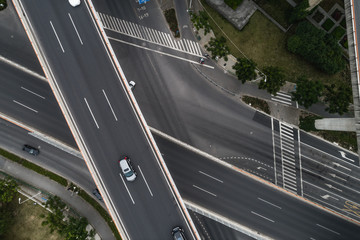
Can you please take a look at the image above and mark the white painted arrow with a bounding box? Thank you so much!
[333,162,351,171]
[321,194,339,201]
[339,151,355,162]
[325,183,343,192]
[257,166,267,171]
[329,173,347,182]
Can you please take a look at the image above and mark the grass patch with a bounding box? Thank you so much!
[312,10,324,23]
[3,194,62,240]
[242,95,270,114]
[0,148,67,186]
[320,0,344,12]
[299,115,357,152]
[79,190,121,240]
[321,18,335,31]
[0,147,122,239]
[224,0,243,10]
[164,8,180,38]
[331,26,346,41]
[201,4,346,86]
[253,0,292,29]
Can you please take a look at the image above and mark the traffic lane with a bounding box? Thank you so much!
[301,155,360,200]
[0,61,75,146]
[112,39,274,162]
[189,210,257,240]
[154,134,360,239]
[93,0,175,34]
[21,1,194,238]
[300,143,360,179]
[300,131,358,165]
[0,118,93,190]
[0,1,44,75]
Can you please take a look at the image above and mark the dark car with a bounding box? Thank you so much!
[22,144,40,156]
[92,188,103,202]
[172,227,186,240]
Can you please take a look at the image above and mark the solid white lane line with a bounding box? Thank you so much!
[68,13,83,45]
[257,197,282,209]
[108,37,214,69]
[119,174,135,204]
[316,224,340,235]
[251,211,275,222]
[102,90,117,121]
[84,98,99,129]
[199,171,223,183]
[138,165,153,197]
[13,100,38,113]
[21,86,45,99]
[193,185,217,197]
[50,21,64,53]
[271,118,277,185]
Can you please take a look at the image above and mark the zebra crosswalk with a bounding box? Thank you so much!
[279,123,297,193]
[98,12,203,57]
[271,91,292,105]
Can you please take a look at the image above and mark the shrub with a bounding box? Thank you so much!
[322,18,335,32]
[0,0,7,11]
[312,10,324,23]
[242,96,270,114]
[331,26,345,41]
[331,9,343,21]
[164,9,180,38]
[340,18,346,28]
[224,0,243,10]
[299,115,322,131]
[287,21,345,74]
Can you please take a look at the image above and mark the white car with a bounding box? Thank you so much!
[68,0,81,7]
[129,81,136,89]
[119,156,137,182]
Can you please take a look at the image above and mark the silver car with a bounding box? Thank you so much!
[119,156,136,182]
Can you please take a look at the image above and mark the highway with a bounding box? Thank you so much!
[12,0,198,239]
[1,116,360,239]
[2,0,360,238]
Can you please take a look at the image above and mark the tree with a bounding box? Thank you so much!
[258,66,285,95]
[289,0,309,23]
[64,217,94,240]
[205,36,230,61]
[287,21,345,74]
[292,76,323,108]
[0,177,18,204]
[191,11,211,35]
[324,84,352,115]
[233,58,257,83]
[42,195,67,233]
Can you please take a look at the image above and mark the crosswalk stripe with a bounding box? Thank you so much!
[180,40,185,51]
[196,42,202,55]
[271,97,292,105]
[121,20,129,35]
[277,92,292,98]
[162,32,170,46]
[133,22,141,38]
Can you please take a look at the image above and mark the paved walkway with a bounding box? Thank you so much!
[187,0,354,128]
[0,156,116,240]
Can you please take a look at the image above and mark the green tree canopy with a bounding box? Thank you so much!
[259,66,285,95]
[0,177,18,204]
[205,36,230,61]
[64,217,94,240]
[287,21,345,74]
[191,11,211,35]
[324,83,352,115]
[233,57,257,83]
[289,0,309,23]
[292,76,323,108]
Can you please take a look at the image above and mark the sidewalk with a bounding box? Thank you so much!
[0,155,116,240]
[186,0,354,128]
